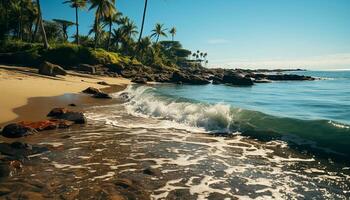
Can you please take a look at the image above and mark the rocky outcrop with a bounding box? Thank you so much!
[221,71,254,86]
[1,123,36,138]
[171,71,210,85]
[77,64,96,74]
[249,73,315,81]
[132,77,147,84]
[38,61,67,77]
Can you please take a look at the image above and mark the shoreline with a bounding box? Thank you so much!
[0,65,130,126]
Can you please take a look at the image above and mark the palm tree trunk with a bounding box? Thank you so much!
[32,16,39,42]
[172,35,174,41]
[36,0,49,49]
[156,35,159,44]
[75,6,79,45]
[94,17,99,49]
[107,20,112,51]
[137,0,148,44]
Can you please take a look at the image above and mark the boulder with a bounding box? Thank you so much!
[82,87,100,95]
[93,92,112,99]
[68,103,77,107]
[171,71,210,85]
[1,123,36,138]
[77,64,96,74]
[222,72,254,86]
[47,107,68,117]
[38,61,67,77]
[55,112,86,124]
[47,108,87,124]
[131,77,147,84]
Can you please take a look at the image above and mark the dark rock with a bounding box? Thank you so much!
[264,74,315,81]
[222,71,254,86]
[97,81,109,86]
[131,77,147,84]
[57,112,87,124]
[1,123,35,138]
[105,63,124,74]
[0,164,10,178]
[77,64,96,74]
[171,71,210,85]
[119,92,130,102]
[47,107,68,117]
[93,92,112,99]
[82,87,100,95]
[47,108,86,124]
[10,142,32,150]
[38,61,67,77]
[68,103,77,107]
[0,142,48,161]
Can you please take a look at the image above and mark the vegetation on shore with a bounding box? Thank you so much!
[0,0,207,72]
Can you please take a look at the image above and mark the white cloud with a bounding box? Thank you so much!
[207,39,230,45]
[209,53,350,70]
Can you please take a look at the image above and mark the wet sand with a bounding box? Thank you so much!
[0,96,349,199]
[0,65,130,125]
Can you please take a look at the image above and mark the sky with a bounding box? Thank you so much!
[41,0,350,70]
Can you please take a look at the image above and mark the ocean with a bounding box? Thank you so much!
[2,70,350,199]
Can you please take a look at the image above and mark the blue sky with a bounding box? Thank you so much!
[41,0,350,69]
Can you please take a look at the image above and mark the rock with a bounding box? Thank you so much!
[77,64,96,74]
[119,92,130,101]
[56,112,87,124]
[171,71,210,85]
[264,74,315,81]
[0,164,10,178]
[93,92,112,99]
[18,120,58,131]
[0,142,48,160]
[1,123,35,138]
[38,61,67,77]
[47,108,86,124]
[82,87,100,95]
[222,71,254,86]
[131,77,147,84]
[97,81,109,86]
[47,107,68,117]
[68,103,77,107]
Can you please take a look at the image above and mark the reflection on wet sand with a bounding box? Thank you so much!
[0,101,349,199]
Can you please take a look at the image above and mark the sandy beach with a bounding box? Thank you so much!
[0,65,130,125]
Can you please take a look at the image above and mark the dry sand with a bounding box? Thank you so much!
[0,65,130,125]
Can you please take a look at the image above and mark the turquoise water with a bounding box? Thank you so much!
[155,71,350,124]
[124,71,350,158]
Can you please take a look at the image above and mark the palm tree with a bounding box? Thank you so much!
[63,0,86,45]
[150,23,167,44]
[36,0,49,49]
[53,19,75,42]
[89,0,116,48]
[104,11,122,50]
[121,21,138,38]
[169,27,176,41]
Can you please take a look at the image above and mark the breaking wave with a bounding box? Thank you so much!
[119,85,350,158]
